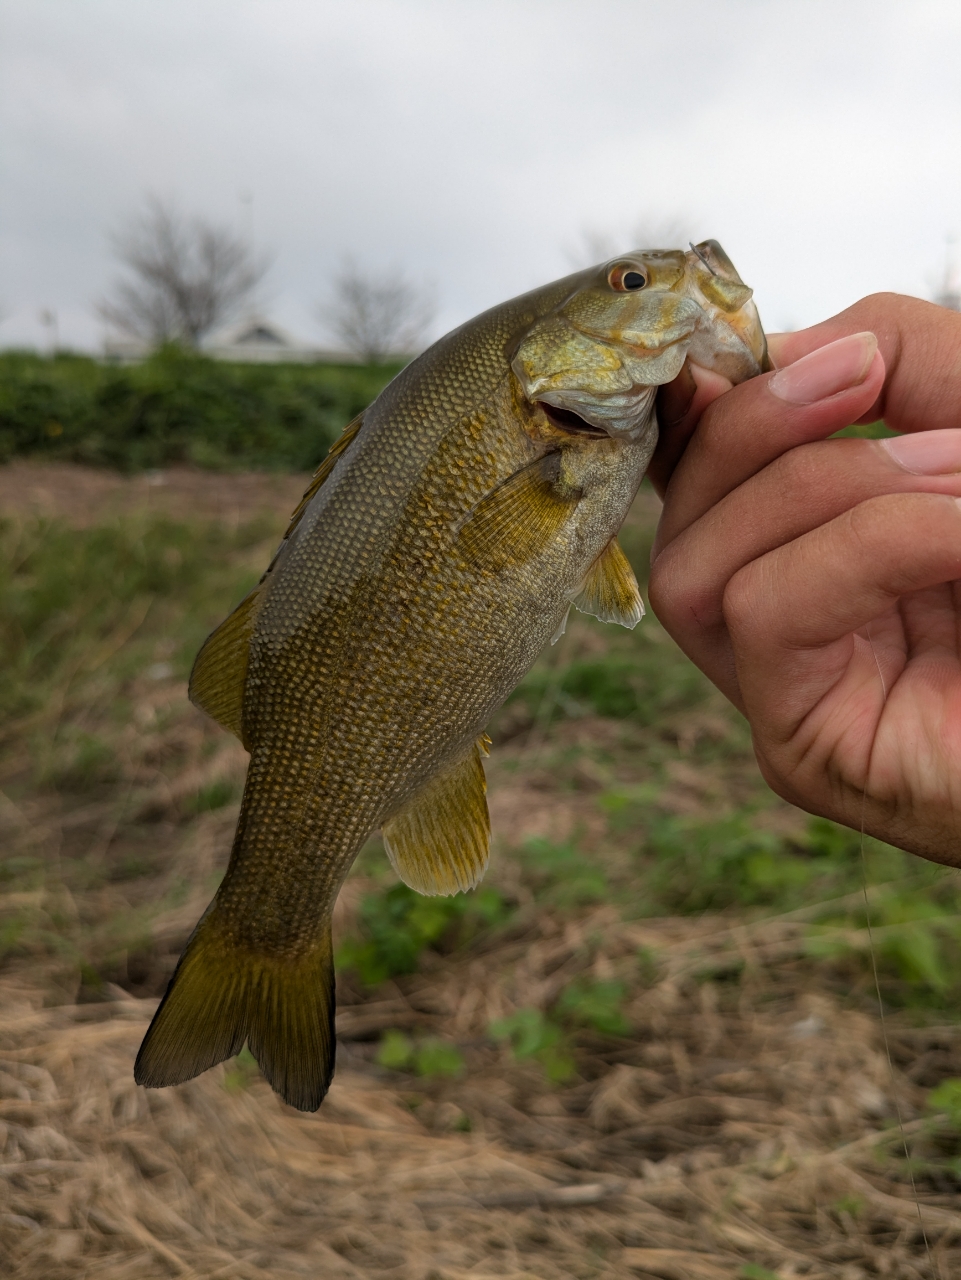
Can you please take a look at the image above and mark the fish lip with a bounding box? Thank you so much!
[574,318,697,357]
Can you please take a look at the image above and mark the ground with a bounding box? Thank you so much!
[1,462,960,1280]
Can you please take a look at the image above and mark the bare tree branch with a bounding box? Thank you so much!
[98,198,268,348]
[321,260,435,363]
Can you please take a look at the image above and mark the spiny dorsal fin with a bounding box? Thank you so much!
[282,411,365,545]
[188,587,263,744]
[188,414,366,744]
[458,452,581,571]
[572,538,645,629]
[382,737,491,897]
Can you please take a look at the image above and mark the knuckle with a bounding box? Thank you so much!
[647,546,691,621]
[721,562,759,633]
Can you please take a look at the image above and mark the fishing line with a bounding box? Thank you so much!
[862,623,936,1275]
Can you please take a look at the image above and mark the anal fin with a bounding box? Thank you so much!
[573,538,645,629]
[188,586,264,744]
[382,737,491,896]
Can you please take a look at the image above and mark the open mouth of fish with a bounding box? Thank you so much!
[540,403,611,436]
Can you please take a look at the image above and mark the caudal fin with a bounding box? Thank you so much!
[134,910,335,1112]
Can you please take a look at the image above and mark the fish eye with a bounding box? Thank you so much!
[609,265,647,292]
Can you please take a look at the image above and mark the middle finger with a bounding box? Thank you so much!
[648,430,961,701]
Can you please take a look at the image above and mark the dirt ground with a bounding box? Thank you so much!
[2,462,960,1280]
[0,459,309,528]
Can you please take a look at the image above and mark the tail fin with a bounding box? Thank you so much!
[134,909,335,1112]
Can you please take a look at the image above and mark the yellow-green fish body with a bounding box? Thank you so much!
[136,242,766,1110]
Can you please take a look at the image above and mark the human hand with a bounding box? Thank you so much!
[648,294,961,865]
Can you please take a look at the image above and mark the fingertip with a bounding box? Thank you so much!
[688,362,734,406]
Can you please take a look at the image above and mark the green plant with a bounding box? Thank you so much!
[928,1079,961,1129]
[489,1008,575,1083]
[336,882,509,986]
[806,883,961,1007]
[643,810,809,913]
[519,836,607,908]
[375,1030,464,1078]
[0,348,400,472]
[184,778,237,814]
[555,978,630,1036]
[832,1194,865,1219]
[223,1046,260,1093]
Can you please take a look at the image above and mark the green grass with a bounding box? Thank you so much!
[0,514,270,733]
[0,347,401,472]
[2,500,961,1021]
[336,881,510,985]
[375,1031,465,1078]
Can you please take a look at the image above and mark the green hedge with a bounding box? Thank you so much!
[0,348,402,472]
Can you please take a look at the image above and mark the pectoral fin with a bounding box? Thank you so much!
[458,453,581,571]
[573,538,644,629]
[188,586,264,745]
[382,736,492,896]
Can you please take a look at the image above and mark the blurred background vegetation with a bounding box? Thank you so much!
[2,454,958,1021]
[0,348,400,471]
[3,364,961,1275]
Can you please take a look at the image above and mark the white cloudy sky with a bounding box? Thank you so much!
[2,0,960,351]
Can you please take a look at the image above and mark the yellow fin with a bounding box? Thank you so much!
[135,909,335,1113]
[382,738,491,896]
[188,587,264,744]
[551,604,571,645]
[573,538,645,629]
[458,453,581,570]
[188,415,365,744]
[281,411,365,546]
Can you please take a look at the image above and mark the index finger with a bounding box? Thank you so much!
[767,293,961,434]
[652,333,886,558]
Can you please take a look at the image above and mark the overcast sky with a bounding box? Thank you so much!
[2,0,960,352]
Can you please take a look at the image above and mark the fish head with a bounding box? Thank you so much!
[511,240,765,442]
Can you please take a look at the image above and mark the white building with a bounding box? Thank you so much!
[102,315,357,364]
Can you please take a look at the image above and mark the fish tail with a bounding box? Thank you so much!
[134,908,335,1112]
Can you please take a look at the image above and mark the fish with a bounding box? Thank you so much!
[135,240,766,1111]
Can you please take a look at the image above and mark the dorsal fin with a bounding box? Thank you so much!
[572,537,644,629]
[382,736,491,897]
[188,413,366,744]
[188,587,264,744]
[282,411,365,545]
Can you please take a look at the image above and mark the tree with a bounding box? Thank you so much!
[98,198,267,348]
[322,260,435,363]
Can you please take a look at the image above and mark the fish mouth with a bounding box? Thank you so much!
[539,403,610,437]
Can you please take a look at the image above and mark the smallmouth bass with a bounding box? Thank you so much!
[135,241,766,1110]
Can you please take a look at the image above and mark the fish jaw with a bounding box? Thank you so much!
[682,239,768,381]
[510,242,764,440]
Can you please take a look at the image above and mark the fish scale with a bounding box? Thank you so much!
[135,241,767,1111]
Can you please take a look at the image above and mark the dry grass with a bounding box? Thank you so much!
[3,939,961,1278]
[2,463,961,1279]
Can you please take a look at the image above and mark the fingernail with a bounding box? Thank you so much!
[769,332,878,405]
[881,429,961,475]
